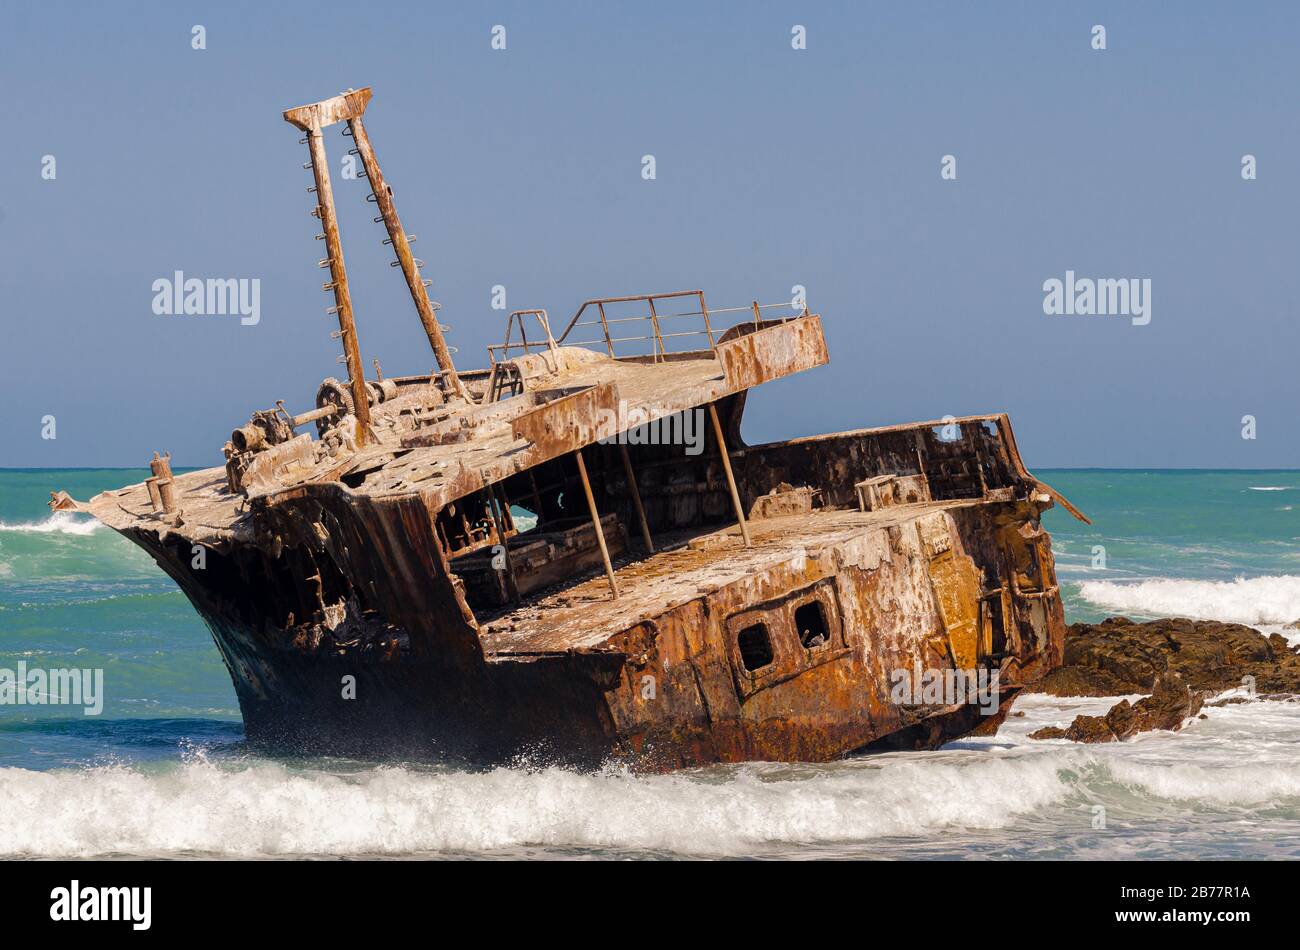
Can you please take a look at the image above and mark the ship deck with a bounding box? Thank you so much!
[75,322,822,542]
[479,498,978,658]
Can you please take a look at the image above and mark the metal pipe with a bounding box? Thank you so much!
[618,443,655,554]
[304,128,372,445]
[157,477,178,514]
[289,404,340,428]
[708,402,751,548]
[346,114,469,402]
[574,450,619,599]
[231,425,267,453]
[145,477,163,511]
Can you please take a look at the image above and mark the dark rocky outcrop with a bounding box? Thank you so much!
[1034,617,1300,697]
[1029,673,1203,742]
[1027,617,1300,743]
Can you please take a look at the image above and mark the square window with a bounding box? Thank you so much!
[794,601,830,649]
[737,623,774,672]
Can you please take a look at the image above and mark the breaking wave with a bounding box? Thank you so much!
[0,514,102,536]
[0,754,1079,858]
[4,740,1299,858]
[1106,757,1300,805]
[1077,575,1300,626]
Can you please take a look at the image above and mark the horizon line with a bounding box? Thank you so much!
[5,465,1300,473]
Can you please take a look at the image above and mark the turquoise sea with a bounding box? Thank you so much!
[2,467,1299,859]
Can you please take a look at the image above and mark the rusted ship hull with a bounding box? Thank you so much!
[104,414,1071,771]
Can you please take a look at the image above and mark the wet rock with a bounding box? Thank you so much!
[1268,633,1296,655]
[1029,674,1204,743]
[1033,617,1300,697]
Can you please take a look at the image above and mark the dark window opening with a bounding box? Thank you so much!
[737,623,774,672]
[794,601,830,649]
[985,595,1006,657]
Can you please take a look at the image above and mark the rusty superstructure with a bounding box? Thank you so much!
[53,88,1087,770]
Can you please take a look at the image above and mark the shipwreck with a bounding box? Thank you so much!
[53,88,1087,770]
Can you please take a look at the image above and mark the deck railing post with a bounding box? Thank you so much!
[595,302,616,357]
[646,296,665,362]
[699,291,715,350]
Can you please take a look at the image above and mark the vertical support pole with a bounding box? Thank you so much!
[708,402,751,548]
[346,115,469,401]
[526,470,545,518]
[575,449,619,599]
[596,301,615,357]
[647,296,665,362]
[305,129,372,445]
[698,291,715,351]
[484,485,518,602]
[618,443,655,554]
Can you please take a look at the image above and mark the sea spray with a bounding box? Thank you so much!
[1078,575,1300,626]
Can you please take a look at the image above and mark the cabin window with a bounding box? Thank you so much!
[737,623,774,672]
[794,601,830,649]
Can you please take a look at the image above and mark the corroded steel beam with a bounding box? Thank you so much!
[283,88,373,132]
[346,113,468,401]
[709,402,751,547]
[575,449,619,599]
[302,129,372,446]
[618,443,655,554]
[283,91,376,448]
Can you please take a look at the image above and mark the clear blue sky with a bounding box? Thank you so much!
[3,1,1297,468]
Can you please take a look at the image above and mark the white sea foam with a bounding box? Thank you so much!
[1106,756,1300,804]
[1077,575,1300,625]
[1248,486,1291,491]
[0,754,1077,858]
[4,692,1300,858]
[0,513,102,536]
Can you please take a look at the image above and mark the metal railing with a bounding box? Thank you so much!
[536,291,808,361]
[487,309,558,365]
[486,291,808,367]
[558,290,713,360]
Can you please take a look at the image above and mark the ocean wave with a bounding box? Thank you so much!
[1106,757,1300,805]
[1249,486,1292,492]
[0,514,102,536]
[0,754,1078,857]
[1077,575,1300,625]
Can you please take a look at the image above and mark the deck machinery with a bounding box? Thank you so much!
[53,88,1086,770]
